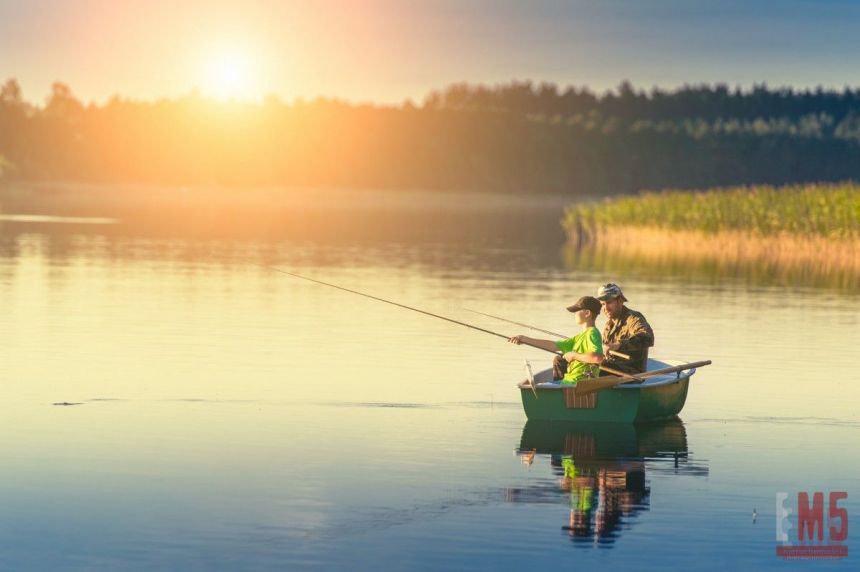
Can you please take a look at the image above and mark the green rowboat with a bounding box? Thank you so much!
[518,359,698,423]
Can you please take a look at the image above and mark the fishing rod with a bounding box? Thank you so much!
[464,308,632,362]
[465,308,565,338]
[264,266,520,343]
[264,266,643,380]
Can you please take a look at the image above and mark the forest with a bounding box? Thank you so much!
[2,79,860,195]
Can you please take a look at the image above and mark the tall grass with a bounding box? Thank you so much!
[565,183,860,239]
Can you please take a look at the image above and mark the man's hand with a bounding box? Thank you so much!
[604,341,621,352]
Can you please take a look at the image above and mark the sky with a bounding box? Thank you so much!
[2,0,860,105]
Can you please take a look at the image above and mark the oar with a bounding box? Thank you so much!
[465,308,632,361]
[263,266,645,381]
[598,363,647,381]
[524,360,538,398]
[574,360,712,396]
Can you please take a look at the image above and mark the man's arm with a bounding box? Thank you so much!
[617,314,655,352]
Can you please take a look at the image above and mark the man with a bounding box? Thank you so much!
[597,283,654,374]
[508,296,603,384]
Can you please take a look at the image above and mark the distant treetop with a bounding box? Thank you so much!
[422,80,860,123]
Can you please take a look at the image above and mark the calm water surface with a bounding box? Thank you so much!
[0,187,858,570]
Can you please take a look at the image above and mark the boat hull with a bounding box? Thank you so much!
[519,361,693,423]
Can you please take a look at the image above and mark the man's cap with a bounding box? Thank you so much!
[596,283,628,302]
[566,296,602,316]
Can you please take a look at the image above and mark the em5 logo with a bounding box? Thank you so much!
[776,491,849,559]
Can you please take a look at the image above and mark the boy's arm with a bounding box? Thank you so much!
[562,350,604,364]
[508,335,560,353]
[563,330,604,364]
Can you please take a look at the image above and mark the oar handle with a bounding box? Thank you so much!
[598,364,647,382]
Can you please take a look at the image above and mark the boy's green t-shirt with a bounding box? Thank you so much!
[554,327,603,384]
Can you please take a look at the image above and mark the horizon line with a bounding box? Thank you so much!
[6,77,860,108]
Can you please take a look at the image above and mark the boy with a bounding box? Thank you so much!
[508,296,604,384]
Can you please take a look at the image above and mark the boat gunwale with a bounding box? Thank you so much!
[516,359,697,392]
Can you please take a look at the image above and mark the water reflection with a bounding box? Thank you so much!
[0,191,569,278]
[506,419,708,547]
[2,185,858,569]
[5,183,857,291]
[564,242,860,291]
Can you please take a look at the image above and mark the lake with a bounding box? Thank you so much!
[0,185,857,570]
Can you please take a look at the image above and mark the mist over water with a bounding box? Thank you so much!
[1,186,857,570]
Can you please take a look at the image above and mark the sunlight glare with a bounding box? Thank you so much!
[203,49,257,100]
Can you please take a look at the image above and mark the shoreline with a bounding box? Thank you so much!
[566,225,860,286]
[0,181,576,212]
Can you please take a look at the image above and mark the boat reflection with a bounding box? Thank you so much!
[506,419,708,546]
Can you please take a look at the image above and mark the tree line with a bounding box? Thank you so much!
[2,78,860,195]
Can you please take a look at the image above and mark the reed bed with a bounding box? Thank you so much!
[564,183,860,284]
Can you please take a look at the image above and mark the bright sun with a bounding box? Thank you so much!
[203,50,256,100]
